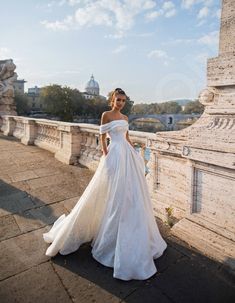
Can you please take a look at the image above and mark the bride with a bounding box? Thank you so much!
[43,87,167,281]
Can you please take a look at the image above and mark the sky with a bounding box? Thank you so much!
[0,0,221,103]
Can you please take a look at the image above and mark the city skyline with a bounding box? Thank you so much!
[1,0,221,103]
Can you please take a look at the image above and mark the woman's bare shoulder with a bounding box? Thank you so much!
[101,111,128,123]
[101,111,112,116]
[101,111,112,124]
[122,114,129,122]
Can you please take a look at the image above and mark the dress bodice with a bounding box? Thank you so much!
[99,119,128,142]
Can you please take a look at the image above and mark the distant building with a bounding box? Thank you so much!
[28,86,41,95]
[81,75,106,101]
[26,86,44,111]
[85,74,99,95]
[13,78,26,95]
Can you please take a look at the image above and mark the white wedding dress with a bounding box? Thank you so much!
[43,119,167,281]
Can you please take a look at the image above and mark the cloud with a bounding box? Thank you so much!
[197,6,209,19]
[203,0,213,6]
[112,44,127,54]
[0,47,23,67]
[75,4,113,27]
[147,49,173,65]
[163,1,175,10]
[145,10,163,21]
[67,0,82,6]
[64,69,82,74]
[0,47,11,58]
[135,32,154,38]
[104,33,125,39]
[41,0,176,34]
[181,1,218,26]
[161,38,195,46]
[41,16,73,31]
[197,30,219,46]
[142,0,156,10]
[215,8,221,19]
[105,31,154,39]
[45,0,81,7]
[181,0,213,9]
[147,49,168,59]
[165,8,177,18]
[41,0,159,34]
[162,30,219,48]
[145,1,176,21]
[195,52,209,63]
[181,0,197,9]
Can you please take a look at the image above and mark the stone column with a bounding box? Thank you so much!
[152,0,235,271]
[2,116,16,136]
[55,124,82,165]
[219,0,235,55]
[21,119,37,145]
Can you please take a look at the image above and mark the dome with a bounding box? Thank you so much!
[85,74,100,95]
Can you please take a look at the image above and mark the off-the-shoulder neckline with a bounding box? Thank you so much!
[100,119,128,126]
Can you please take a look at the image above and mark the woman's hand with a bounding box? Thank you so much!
[103,149,108,156]
[126,131,135,148]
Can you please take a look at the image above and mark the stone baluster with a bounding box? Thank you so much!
[94,134,102,160]
[89,133,98,158]
[79,132,87,157]
[83,133,92,157]
[2,116,15,136]
[13,118,24,139]
[55,124,81,165]
[21,119,37,145]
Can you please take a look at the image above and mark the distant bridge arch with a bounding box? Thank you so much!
[128,114,201,130]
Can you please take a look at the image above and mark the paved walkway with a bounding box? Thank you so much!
[0,132,234,303]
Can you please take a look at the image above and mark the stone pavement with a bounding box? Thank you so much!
[0,132,234,303]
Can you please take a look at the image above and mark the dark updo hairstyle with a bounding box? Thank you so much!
[108,87,126,108]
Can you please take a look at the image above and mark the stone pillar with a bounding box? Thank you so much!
[21,119,37,145]
[152,0,235,271]
[55,124,82,165]
[219,0,235,54]
[2,116,16,136]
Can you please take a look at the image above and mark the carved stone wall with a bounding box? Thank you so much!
[150,0,235,271]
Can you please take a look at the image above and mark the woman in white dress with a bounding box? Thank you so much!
[43,88,167,281]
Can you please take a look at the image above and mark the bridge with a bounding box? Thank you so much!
[0,131,234,302]
[129,114,201,130]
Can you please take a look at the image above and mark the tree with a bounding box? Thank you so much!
[14,93,30,115]
[41,85,85,122]
[148,103,162,114]
[158,101,182,114]
[131,103,149,114]
[131,101,181,114]
[183,100,204,114]
[91,97,110,118]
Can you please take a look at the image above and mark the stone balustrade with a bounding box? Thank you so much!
[0,115,156,174]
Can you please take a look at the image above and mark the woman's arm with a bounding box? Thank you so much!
[100,112,109,156]
[126,130,135,148]
[123,115,135,148]
[101,134,108,155]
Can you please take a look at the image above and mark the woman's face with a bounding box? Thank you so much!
[113,94,126,110]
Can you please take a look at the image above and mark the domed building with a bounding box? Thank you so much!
[85,74,99,96]
[82,74,106,100]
